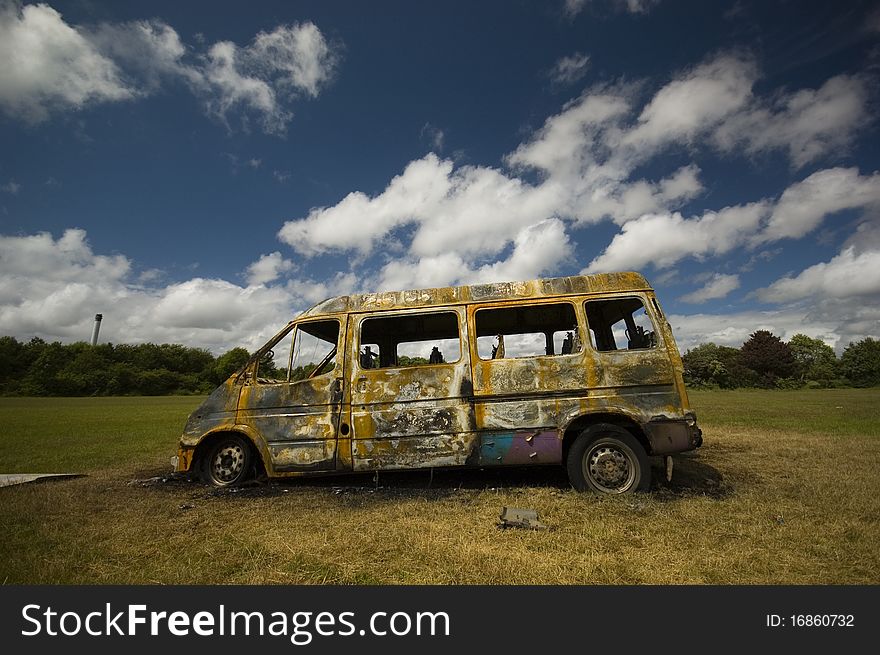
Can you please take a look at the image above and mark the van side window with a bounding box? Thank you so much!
[359,311,460,369]
[288,320,340,381]
[584,298,656,352]
[475,302,581,360]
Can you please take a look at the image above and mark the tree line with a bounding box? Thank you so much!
[683,331,880,389]
[1,331,878,396]
[0,337,259,396]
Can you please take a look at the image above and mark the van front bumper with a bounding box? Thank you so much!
[645,414,702,455]
[173,446,195,473]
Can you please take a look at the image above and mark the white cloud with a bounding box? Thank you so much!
[245,23,338,98]
[276,51,876,319]
[85,18,199,91]
[668,308,841,352]
[756,247,880,303]
[586,167,880,273]
[713,75,872,168]
[756,167,880,243]
[1,180,19,194]
[246,251,295,286]
[0,3,339,133]
[679,273,740,303]
[375,218,574,291]
[201,23,339,134]
[584,202,769,273]
[0,1,134,122]
[622,53,757,150]
[0,228,300,354]
[549,52,590,85]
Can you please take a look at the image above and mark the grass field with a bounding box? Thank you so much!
[0,390,878,584]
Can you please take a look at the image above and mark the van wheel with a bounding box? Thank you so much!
[567,424,650,493]
[201,435,253,487]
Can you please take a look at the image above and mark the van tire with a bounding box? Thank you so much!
[566,424,650,493]
[201,434,253,487]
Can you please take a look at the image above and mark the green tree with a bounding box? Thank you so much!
[841,337,880,387]
[787,334,839,385]
[738,330,796,388]
[683,343,727,388]
[211,347,250,384]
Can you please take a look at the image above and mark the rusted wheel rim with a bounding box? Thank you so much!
[211,443,244,484]
[585,443,635,493]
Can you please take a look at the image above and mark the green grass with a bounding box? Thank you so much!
[0,390,878,584]
[0,396,201,473]
[689,388,879,437]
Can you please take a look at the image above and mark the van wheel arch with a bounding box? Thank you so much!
[562,413,652,462]
[193,431,267,486]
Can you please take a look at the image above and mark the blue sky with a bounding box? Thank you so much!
[1,0,879,354]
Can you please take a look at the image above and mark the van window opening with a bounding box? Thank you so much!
[475,302,581,360]
[359,311,461,369]
[584,297,657,352]
[271,319,340,382]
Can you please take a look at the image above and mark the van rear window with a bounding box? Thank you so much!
[584,297,657,352]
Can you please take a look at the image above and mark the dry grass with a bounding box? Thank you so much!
[1,390,878,584]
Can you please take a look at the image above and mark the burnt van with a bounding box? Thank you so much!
[173,272,702,493]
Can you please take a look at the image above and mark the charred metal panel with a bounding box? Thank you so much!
[238,377,341,472]
[352,432,479,470]
[479,430,561,466]
[179,378,241,447]
[268,441,336,471]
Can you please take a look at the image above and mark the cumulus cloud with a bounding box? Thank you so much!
[712,75,872,168]
[756,167,880,243]
[549,52,590,85]
[0,1,339,133]
[246,251,295,286]
[622,53,758,150]
[679,273,740,303]
[273,49,876,349]
[586,167,880,273]
[668,308,842,352]
[584,202,769,273]
[375,218,574,292]
[0,1,134,122]
[756,247,880,303]
[0,229,301,353]
[1,180,19,194]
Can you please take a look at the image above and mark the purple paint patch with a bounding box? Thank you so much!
[479,430,561,466]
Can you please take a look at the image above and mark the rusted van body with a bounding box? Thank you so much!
[174,272,702,493]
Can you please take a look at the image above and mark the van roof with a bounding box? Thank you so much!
[299,271,652,318]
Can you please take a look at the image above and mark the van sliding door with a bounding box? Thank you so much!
[348,307,476,470]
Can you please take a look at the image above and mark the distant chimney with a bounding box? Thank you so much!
[91,314,103,346]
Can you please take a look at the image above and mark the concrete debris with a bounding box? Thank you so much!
[497,506,547,530]
[0,473,84,488]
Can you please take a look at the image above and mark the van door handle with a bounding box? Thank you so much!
[357,376,367,393]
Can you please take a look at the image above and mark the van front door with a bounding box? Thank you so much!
[238,316,349,473]
[348,307,476,470]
